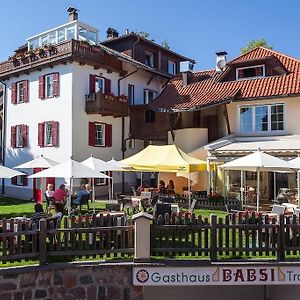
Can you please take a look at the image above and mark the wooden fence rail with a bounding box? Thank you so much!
[151,212,300,261]
[0,214,134,265]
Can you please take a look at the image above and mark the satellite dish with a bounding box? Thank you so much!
[217,59,226,70]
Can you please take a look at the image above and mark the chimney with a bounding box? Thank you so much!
[106,27,119,39]
[125,29,129,34]
[215,51,227,73]
[180,61,194,87]
[67,7,78,22]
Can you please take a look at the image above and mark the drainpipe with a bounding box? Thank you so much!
[118,68,139,193]
[0,80,7,194]
[132,35,140,59]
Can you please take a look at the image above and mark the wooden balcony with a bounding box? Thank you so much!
[85,92,129,117]
[129,105,171,141]
[0,40,124,80]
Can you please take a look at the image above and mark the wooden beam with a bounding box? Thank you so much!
[147,74,155,86]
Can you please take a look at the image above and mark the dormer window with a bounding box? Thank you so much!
[236,65,265,80]
[145,50,154,67]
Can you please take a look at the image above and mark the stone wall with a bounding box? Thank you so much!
[0,263,143,300]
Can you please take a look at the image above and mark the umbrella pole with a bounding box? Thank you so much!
[111,175,114,202]
[257,170,260,212]
[273,172,277,201]
[108,177,111,201]
[240,170,244,208]
[68,178,72,216]
[297,170,300,207]
[188,173,191,207]
[92,178,95,214]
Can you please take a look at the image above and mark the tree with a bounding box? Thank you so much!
[161,39,170,50]
[241,39,273,54]
[134,31,155,42]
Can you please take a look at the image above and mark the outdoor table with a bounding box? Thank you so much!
[171,204,180,214]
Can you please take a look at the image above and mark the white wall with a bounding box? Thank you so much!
[4,64,73,198]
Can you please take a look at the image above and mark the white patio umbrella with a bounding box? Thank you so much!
[14,155,59,203]
[288,157,300,205]
[81,156,124,211]
[0,165,26,178]
[29,159,110,215]
[220,149,296,211]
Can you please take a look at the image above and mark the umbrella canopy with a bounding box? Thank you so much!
[0,165,26,178]
[120,144,207,173]
[29,159,111,179]
[14,155,58,169]
[81,156,124,172]
[219,150,296,172]
[108,158,132,171]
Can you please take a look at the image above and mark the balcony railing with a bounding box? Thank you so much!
[85,92,129,117]
[0,40,123,79]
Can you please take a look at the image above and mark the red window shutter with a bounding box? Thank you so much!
[11,83,17,104]
[38,123,45,147]
[52,121,59,146]
[39,76,45,99]
[11,176,17,185]
[89,75,96,94]
[105,124,112,147]
[22,125,28,147]
[53,73,59,97]
[23,80,29,102]
[11,126,16,148]
[105,78,111,94]
[88,122,96,146]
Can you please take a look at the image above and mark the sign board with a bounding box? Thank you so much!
[133,266,300,286]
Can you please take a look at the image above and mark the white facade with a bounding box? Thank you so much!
[3,54,163,199]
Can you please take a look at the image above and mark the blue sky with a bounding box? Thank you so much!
[1,0,300,70]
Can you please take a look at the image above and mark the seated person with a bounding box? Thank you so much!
[45,183,55,206]
[166,180,175,194]
[51,202,64,220]
[30,203,48,225]
[136,185,145,196]
[73,185,90,206]
[157,180,166,194]
[53,184,68,212]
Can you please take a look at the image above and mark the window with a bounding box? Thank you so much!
[11,81,28,104]
[66,25,76,40]
[128,84,134,105]
[236,65,265,80]
[38,121,59,147]
[39,73,59,99]
[79,26,87,41]
[58,28,66,43]
[88,31,97,45]
[145,50,154,67]
[89,75,111,94]
[41,35,49,46]
[168,60,177,75]
[45,122,53,146]
[95,123,105,146]
[11,125,28,148]
[49,32,57,45]
[45,74,54,98]
[95,177,107,186]
[95,77,105,93]
[144,89,157,104]
[239,104,284,133]
[11,174,28,186]
[145,110,155,123]
[88,122,112,147]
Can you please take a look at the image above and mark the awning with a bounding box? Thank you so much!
[204,134,300,156]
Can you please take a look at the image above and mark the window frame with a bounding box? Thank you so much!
[145,50,154,67]
[128,84,135,105]
[94,122,106,147]
[45,74,54,98]
[238,103,285,134]
[44,122,54,147]
[95,76,106,94]
[16,81,25,103]
[168,60,177,75]
[236,64,265,80]
[15,125,23,148]
[12,173,28,186]
[144,89,157,104]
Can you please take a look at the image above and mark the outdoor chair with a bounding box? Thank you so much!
[79,194,90,211]
[188,199,197,214]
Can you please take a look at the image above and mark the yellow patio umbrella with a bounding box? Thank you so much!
[121,144,207,173]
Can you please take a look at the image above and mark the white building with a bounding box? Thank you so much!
[0,8,192,200]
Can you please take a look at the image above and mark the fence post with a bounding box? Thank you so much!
[132,212,153,261]
[39,218,47,265]
[210,214,217,262]
[277,214,285,261]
